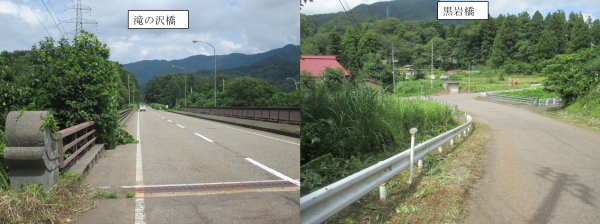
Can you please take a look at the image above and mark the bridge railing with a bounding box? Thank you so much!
[58,121,96,170]
[300,100,472,224]
[118,107,133,123]
[180,107,300,122]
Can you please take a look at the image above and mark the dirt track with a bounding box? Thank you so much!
[433,93,599,224]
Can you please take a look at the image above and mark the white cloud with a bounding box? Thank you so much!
[141,49,149,56]
[129,35,141,41]
[220,40,242,53]
[0,0,44,26]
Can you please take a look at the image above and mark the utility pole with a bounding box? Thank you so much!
[128,75,130,105]
[223,79,224,91]
[392,43,395,94]
[387,6,389,19]
[431,35,434,89]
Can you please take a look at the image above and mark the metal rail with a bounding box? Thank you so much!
[300,106,472,224]
[57,121,96,169]
[118,107,133,123]
[180,106,300,122]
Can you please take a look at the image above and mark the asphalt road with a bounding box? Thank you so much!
[433,93,599,224]
[78,106,300,223]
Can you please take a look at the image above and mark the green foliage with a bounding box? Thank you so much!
[224,76,278,107]
[504,88,560,99]
[300,82,457,193]
[94,189,118,199]
[542,47,600,106]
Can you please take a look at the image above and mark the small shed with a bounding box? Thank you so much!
[443,82,460,93]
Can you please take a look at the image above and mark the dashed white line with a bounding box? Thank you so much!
[167,120,172,122]
[135,110,146,223]
[176,124,185,128]
[162,117,165,119]
[245,158,299,186]
[194,133,214,142]
[176,116,299,145]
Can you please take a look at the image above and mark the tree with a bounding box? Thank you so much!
[338,26,362,74]
[532,28,558,61]
[224,76,277,107]
[362,53,392,84]
[567,13,593,53]
[480,15,497,61]
[528,11,546,49]
[591,19,600,46]
[326,32,342,55]
[490,14,520,67]
[25,31,127,149]
[542,47,600,105]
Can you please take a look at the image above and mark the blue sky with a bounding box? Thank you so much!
[0,0,299,64]
[302,0,600,22]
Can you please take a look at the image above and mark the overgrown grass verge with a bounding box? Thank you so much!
[0,172,96,223]
[301,82,458,195]
[538,91,600,131]
[325,122,491,224]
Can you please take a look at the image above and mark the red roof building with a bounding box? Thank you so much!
[300,55,351,77]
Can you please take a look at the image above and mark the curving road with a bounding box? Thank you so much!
[78,106,300,223]
[433,93,599,224]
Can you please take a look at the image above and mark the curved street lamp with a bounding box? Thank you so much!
[172,65,187,106]
[192,40,216,107]
[286,78,299,90]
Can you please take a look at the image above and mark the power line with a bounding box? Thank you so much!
[41,0,64,36]
[47,0,68,35]
[24,0,52,38]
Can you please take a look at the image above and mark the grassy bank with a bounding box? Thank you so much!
[539,91,600,131]
[502,88,560,99]
[301,83,458,195]
[326,122,491,224]
[0,173,94,223]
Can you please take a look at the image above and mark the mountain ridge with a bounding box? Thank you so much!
[123,44,300,84]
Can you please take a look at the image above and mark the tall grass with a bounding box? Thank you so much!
[503,88,560,99]
[300,82,457,194]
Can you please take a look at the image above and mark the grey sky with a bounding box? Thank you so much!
[301,0,599,22]
[0,0,299,64]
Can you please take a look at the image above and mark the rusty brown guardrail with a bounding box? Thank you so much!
[118,107,133,123]
[180,107,300,122]
[57,121,96,170]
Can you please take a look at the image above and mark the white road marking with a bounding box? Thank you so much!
[135,111,146,223]
[194,133,214,142]
[162,117,165,119]
[167,120,172,122]
[177,115,299,145]
[121,180,293,188]
[176,124,185,128]
[245,158,299,186]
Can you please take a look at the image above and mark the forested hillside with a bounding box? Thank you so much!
[302,9,600,82]
[304,0,465,36]
[123,44,300,84]
[195,55,300,93]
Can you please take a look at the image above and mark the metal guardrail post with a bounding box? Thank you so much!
[409,128,417,184]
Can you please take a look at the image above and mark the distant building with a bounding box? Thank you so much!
[300,55,351,77]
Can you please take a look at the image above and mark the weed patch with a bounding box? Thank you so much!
[94,189,118,199]
[0,172,95,223]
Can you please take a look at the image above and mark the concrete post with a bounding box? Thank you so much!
[380,183,387,200]
[3,111,60,191]
[418,159,423,169]
[438,146,442,153]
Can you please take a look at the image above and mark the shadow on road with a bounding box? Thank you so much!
[529,167,596,224]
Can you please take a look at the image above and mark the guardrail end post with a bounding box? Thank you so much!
[380,183,387,200]
[438,146,443,153]
[418,159,423,169]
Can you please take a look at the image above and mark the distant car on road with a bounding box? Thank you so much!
[140,105,146,111]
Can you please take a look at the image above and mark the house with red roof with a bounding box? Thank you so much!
[300,55,351,77]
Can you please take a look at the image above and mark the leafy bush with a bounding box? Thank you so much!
[504,88,560,99]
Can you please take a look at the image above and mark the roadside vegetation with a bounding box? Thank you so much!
[0,172,95,223]
[144,73,300,109]
[502,88,560,99]
[0,31,140,220]
[327,122,490,224]
[300,77,458,195]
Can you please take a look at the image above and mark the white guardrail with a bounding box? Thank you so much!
[300,100,472,224]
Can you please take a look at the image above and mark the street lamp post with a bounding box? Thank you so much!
[192,41,216,107]
[172,65,187,106]
[469,60,473,94]
[286,78,299,90]
[130,83,135,104]
[128,75,130,106]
